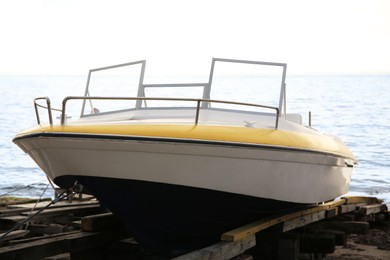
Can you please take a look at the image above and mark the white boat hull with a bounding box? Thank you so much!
[15,134,352,204]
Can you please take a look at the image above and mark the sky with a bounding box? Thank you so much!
[1,0,390,76]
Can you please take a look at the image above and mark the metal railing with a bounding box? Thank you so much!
[33,97,63,125]
[61,96,280,129]
[34,58,288,129]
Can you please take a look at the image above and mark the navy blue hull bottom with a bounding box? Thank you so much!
[55,176,307,254]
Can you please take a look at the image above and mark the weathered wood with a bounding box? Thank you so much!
[325,208,338,218]
[299,233,335,254]
[321,230,347,246]
[221,197,389,242]
[359,204,388,215]
[21,204,103,216]
[339,203,366,214]
[314,221,369,234]
[44,253,70,260]
[233,255,254,260]
[277,233,300,260]
[0,208,39,217]
[0,230,30,242]
[335,213,356,221]
[8,230,80,246]
[0,230,128,260]
[1,196,387,260]
[173,234,256,260]
[81,213,123,232]
[342,196,383,205]
[0,215,28,223]
[7,199,98,211]
[222,199,345,241]
[283,211,326,232]
[28,223,64,235]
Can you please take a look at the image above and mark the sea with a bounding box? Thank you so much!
[0,74,389,206]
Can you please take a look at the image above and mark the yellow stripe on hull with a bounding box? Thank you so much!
[17,124,355,160]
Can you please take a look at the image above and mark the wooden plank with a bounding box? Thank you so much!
[222,196,388,241]
[173,234,256,260]
[322,199,347,208]
[299,233,336,254]
[221,217,277,242]
[0,215,28,223]
[8,231,80,245]
[7,199,98,210]
[359,204,388,215]
[340,203,366,214]
[222,199,346,242]
[319,230,347,246]
[325,208,338,218]
[283,211,326,232]
[0,208,39,216]
[0,230,128,260]
[81,213,123,232]
[341,196,382,205]
[313,221,369,234]
[0,230,30,242]
[277,234,300,260]
[28,224,64,235]
[20,204,102,216]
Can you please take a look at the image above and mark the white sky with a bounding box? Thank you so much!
[1,0,390,76]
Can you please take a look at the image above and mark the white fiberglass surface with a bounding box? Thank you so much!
[73,107,314,135]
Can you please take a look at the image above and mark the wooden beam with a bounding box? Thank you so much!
[0,230,30,243]
[222,199,346,242]
[21,204,103,216]
[173,234,256,260]
[340,203,366,214]
[0,230,128,260]
[8,231,80,246]
[359,204,388,215]
[81,213,124,232]
[7,199,99,211]
[299,233,336,254]
[341,196,383,205]
[321,230,347,246]
[221,196,389,242]
[313,221,369,235]
[283,211,325,232]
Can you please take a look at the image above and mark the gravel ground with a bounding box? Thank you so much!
[327,223,390,260]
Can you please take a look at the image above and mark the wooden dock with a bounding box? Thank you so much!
[0,195,388,260]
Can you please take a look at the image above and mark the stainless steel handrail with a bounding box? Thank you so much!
[62,96,280,128]
[34,97,54,125]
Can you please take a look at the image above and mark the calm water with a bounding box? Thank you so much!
[0,75,389,205]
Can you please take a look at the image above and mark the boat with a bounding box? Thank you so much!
[13,58,356,254]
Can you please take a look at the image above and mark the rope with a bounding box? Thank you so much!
[0,189,70,242]
[46,176,60,198]
[25,183,50,231]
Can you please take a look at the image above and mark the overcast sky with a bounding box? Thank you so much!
[1,0,389,76]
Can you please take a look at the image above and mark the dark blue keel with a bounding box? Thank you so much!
[56,176,307,254]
